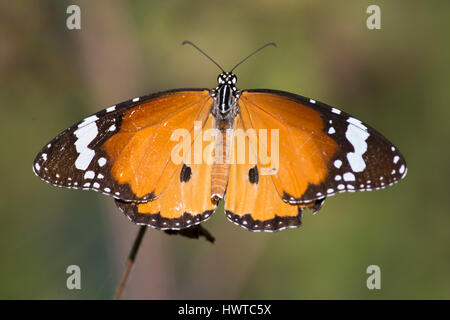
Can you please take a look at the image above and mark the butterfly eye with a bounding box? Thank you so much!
[231,76,237,84]
[217,75,224,84]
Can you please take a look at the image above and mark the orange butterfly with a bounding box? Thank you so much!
[33,42,407,232]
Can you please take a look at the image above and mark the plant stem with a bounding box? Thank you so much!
[113,225,147,300]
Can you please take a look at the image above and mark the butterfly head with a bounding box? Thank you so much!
[213,72,240,117]
[217,72,237,86]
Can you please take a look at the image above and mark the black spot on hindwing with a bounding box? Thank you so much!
[248,166,259,184]
[180,164,192,183]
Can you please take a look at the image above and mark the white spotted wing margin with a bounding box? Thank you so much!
[32,88,208,202]
[245,89,408,204]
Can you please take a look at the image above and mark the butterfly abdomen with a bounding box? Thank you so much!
[211,129,231,201]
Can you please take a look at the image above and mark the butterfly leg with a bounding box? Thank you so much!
[164,224,215,243]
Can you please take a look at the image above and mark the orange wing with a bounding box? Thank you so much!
[238,90,406,204]
[238,91,338,204]
[33,89,219,229]
[115,113,218,230]
[33,89,213,203]
[224,114,324,232]
[103,90,213,201]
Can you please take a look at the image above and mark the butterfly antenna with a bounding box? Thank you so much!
[230,42,277,72]
[182,40,225,73]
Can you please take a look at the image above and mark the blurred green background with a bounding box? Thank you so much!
[1,0,449,299]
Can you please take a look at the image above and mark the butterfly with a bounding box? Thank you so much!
[33,41,407,232]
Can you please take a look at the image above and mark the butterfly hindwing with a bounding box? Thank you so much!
[115,114,217,230]
[224,114,322,232]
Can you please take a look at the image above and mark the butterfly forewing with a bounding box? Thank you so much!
[240,90,407,204]
[33,89,210,202]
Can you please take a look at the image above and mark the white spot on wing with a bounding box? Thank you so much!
[309,99,316,104]
[399,164,406,174]
[132,97,140,102]
[77,115,99,128]
[347,117,368,130]
[84,171,95,179]
[108,124,116,132]
[42,153,47,161]
[345,123,369,172]
[98,157,107,167]
[35,163,40,171]
[331,108,341,114]
[328,127,336,134]
[343,172,356,181]
[334,159,342,169]
[106,105,116,112]
[393,155,400,164]
[74,122,98,171]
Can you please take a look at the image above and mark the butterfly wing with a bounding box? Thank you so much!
[33,89,212,203]
[238,89,407,204]
[224,114,314,232]
[114,113,217,230]
[33,82,407,232]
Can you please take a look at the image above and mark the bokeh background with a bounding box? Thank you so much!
[1,0,449,299]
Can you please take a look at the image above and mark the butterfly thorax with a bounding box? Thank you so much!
[210,72,241,202]
[210,72,240,122]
